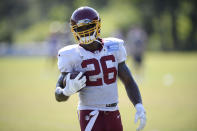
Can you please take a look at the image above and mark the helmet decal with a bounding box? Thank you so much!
[77,19,92,25]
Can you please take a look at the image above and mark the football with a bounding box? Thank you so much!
[63,71,84,87]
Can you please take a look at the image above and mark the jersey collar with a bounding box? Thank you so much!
[79,38,104,53]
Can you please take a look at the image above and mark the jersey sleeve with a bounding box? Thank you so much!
[57,48,74,73]
[116,39,127,63]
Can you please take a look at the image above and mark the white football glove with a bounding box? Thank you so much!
[63,72,86,96]
[134,103,147,131]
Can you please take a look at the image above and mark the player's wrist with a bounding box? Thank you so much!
[55,87,63,95]
[135,103,145,112]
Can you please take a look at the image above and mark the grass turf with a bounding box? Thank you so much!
[0,52,197,131]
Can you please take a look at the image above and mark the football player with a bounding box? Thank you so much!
[55,6,147,131]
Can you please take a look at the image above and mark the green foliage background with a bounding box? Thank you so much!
[0,0,197,50]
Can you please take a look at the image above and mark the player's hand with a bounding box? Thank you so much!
[134,103,146,131]
[63,72,86,96]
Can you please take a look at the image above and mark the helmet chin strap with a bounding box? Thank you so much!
[94,39,101,44]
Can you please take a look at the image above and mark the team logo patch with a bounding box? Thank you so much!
[106,43,119,52]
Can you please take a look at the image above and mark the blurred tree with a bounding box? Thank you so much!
[0,0,28,43]
[0,0,196,50]
[133,0,197,51]
[186,0,197,50]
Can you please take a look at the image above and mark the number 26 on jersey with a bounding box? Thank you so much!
[81,55,117,86]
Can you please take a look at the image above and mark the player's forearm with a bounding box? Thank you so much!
[55,73,69,102]
[124,81,142,106]
[118,62,142,106]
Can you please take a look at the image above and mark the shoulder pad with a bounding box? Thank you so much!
[57,44,80,72]
[58,44,79,56]
[103,37,124,44]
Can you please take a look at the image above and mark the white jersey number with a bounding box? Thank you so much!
[81,55,117,86]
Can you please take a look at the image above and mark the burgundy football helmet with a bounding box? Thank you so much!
[70,6,101,44]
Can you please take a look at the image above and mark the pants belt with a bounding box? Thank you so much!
[106,103,117,107]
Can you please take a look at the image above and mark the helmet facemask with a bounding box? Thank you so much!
[71,19,101,44]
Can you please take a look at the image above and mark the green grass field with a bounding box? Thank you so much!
[0,52,197,131]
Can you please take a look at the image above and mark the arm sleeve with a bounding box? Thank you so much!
[116,40,127,63]
[57,52,73,73]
